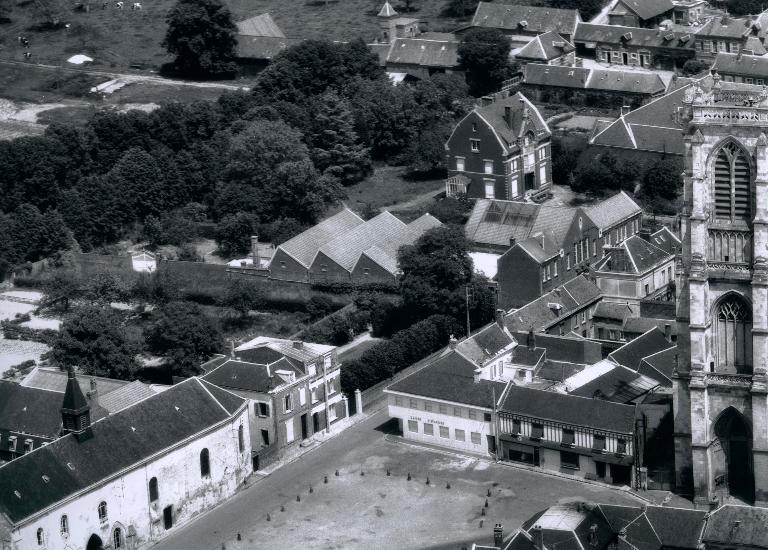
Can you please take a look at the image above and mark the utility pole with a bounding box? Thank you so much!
[465,285,472,337]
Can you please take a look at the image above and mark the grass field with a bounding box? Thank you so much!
[0,0,464,73]
[343,164,445,212]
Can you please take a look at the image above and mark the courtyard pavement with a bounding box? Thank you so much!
[151,410,644,550]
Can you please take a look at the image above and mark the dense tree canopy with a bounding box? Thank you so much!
[163,0,238,78]
[458,28,514,97]
[51,306,140,380]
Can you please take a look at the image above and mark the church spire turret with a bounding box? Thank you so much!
[61,367,93,442]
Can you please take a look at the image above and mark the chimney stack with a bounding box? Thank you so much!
[621,105,631,116]
[494,524,504,548]
[527,328,536,351]
[449,334,458,350]
[505,105,512,128]
[588,524,598,548]
[532,525,544,550]
[293,341,304,349]
[664,323,672,342]
[473,367,483,383]
[496,309,505,329]
[251,235,260,267]
[510,237,516,247]
[230,340,236,359]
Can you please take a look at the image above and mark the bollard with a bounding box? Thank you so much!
[280,505,285,512]
[297,495,301,502]
[324,475,328,484]
[386,468,391,476]
[479,519,484,528]
[484,498,489,508]
[335,469,340,476]
[481,507,486,517]
[407,472,412,481]
[309,485,313,494]
[446,482,451,489]
[266,514,271,522]
[426,477,430,486]
[361,470,365,476]
[237,534,241,541]
[487,488,492,497]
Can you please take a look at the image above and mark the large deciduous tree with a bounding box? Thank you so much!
[458,28,513,97]
[145,301,223,377]
[163,0,238,78]
[51,306,140,380]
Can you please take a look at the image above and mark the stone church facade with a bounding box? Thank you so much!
[674,78,768,508]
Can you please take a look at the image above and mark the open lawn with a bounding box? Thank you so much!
[0,0,464,73]
[343,164,445,213]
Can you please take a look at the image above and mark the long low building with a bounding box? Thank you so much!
[269,209,441,285]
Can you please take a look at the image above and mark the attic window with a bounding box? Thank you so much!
[42,475,50,484]
[622,32,632,41]
[67,462,75,470]
[14,490,21,499]
[519,20,528,28]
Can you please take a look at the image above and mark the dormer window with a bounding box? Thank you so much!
[470,139,480,152]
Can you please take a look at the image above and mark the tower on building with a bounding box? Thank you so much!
[674,76,768,508]
[61,366,93,442]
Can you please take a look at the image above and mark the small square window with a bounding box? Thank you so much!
[410,399,418,409]
[439,426,449,438]
[455,429,465,441]
[258,402,270,417]
[483,412,492,422]
[468,409,477,420]
[470,139,480,152]
[395,396,403,407]
[424,423,434,436]
[439,404,448,415]
[280,261,286,269]
[424,402,433,412]
[408,420,418,432]
[470,432,481,445]
[453,407,462,417]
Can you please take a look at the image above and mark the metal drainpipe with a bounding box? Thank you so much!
[323,356,331,434]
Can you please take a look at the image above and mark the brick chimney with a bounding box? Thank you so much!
[251,235,260,267]
[664,323,672,342]
[473,367,482,383]
[531,525,544,550]
[496,309,505,328]
[449,334,458,350]
[527,329,536,351]
[494,524,504,548]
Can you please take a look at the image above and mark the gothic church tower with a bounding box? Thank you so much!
[674,76,768,508]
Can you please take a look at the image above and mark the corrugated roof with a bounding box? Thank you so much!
[0,378,245,524]
[386,37,459,68]
[275,208,364,268]
[471,2,580,36]
[236,13,285,37]
[500,385,636,433]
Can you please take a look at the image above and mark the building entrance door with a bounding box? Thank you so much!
[301,413,309,439]
[313,412,321,433]
[163,505,173,530]
[86,535,104,550]
[713,407,754,503]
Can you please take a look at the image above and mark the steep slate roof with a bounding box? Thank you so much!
[713,52,768,78]
[202,359,289,393]
[745,35,768,55]
[524,64,666,95]
[0,382,64,438]
[593,301,636,321]
[520,504,616,550]
[21,367,128,396]
[510,331,602,364]
[595,235,672,274]
[613,0,672,21]
[471,2,581,36]
[515,31,574,61]
[695,16,752,39]
[643,505,706,548]
[500,385,636,433]
[472,92,550,155]
[623,318,677,337]
[637,345,678,385]
[378,0,397,17]
[583,191,641,230]
[648,226,680,254]
[274,208,364,268]
[608,328,674,371]
[702,504,768,547]
[386,350,506,408]
[96,381,158,414]
[574,23,696,50]
[235,13,285,37]
[0,378,245,525]
[456,322,515,365]
[236,36,304,60]
[386,37,459,68]
[567,364,658,403]
[237,336,334,364]
[504,276,602,332]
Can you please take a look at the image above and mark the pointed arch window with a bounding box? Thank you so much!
[713,142,752,222]
[715,295,752,372]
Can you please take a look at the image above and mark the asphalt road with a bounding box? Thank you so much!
[151,409,642,550]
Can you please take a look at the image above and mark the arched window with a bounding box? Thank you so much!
[149,477,159,503]
[713,141,752,222]
[113,527,123,549]
[200,448,210,478]
[97,501,108,523]
[60,514,68,535]
[715,295,752,372]
[238,425,245,453]
[36,528,44,546]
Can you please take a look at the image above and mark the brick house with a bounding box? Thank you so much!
[607,0,673,28]
[464,193,642,308]
[201,337,345,470]
[693,15,753,62]
[712,52,768,85]
[445,92,551,201]
[573,23,695,70]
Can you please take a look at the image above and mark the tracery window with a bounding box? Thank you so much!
[715,295,752,371]
[713,142,751,222]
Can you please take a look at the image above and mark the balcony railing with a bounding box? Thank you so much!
[692,105,768,125]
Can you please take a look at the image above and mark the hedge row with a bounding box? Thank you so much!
[340,314,460,395]
[1,320,58,345]
[310,281,398,295]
